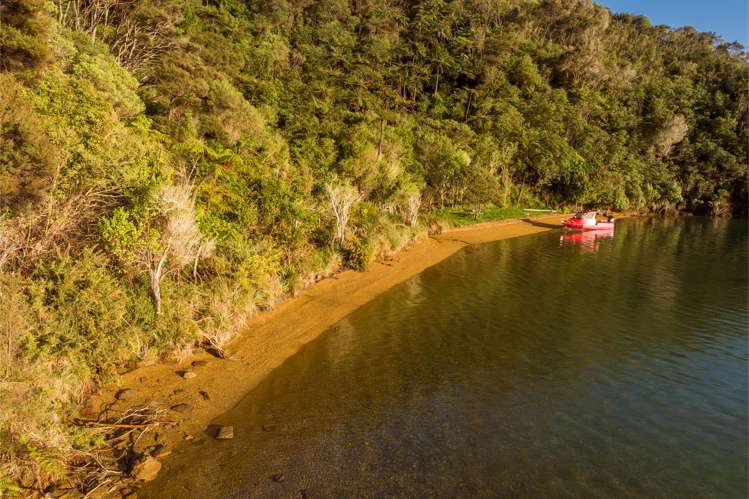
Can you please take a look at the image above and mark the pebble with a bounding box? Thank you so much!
[215,425,234,440]
[199,390,210,400]
[170,403,192,413]
[270,473,284,483]
[179,370,197,379]
[191,360,208,367]
[115,388,134,400]
[132,457,161,482]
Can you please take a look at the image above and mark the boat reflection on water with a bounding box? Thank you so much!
[560,228,614,252]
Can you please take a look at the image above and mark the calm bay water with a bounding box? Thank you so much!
[147,217,748,498]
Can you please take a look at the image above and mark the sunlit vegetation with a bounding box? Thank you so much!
[0,0,746,492]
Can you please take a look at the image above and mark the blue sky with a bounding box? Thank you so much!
[597,0,748,45]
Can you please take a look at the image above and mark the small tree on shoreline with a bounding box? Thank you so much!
[395,187,421,227]
[101,182,213,314]
[326,181,360,244]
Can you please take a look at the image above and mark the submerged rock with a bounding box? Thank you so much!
[170,403,191,413]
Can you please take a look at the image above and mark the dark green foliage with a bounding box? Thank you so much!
[0,0,53,73]
[0,74,56,210]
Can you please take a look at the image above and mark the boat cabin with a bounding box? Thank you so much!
[574,211,598,226]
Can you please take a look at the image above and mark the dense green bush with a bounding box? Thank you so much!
[341,236,372,271]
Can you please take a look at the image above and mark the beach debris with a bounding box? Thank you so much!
[115,388,134,401]
[178,370,197,379]
[66,408,172,494]
[132,457,161,482]
[200,335,228,359]
[77,406,173,431]
[170,403,191,413]
[199,390,210,400]
[215,425,234,440]
[270,473,284,483]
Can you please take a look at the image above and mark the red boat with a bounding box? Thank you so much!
[562,211,615,230]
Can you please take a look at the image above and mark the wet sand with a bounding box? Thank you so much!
[90,213,571,489]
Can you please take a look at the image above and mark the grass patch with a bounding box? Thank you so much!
[434,205,552,227]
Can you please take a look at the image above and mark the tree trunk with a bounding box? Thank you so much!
[150,269,162,315]
[149,247,169,315]
[376,119,384,161]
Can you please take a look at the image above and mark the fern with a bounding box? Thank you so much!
[0,470,21,498]
[30,449,64,481]
[21,441,65,482]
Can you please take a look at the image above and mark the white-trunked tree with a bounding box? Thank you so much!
[326,181,360,244]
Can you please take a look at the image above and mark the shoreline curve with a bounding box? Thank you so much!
[88,213,573,489]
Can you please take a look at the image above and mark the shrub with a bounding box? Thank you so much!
[341,236,371,271]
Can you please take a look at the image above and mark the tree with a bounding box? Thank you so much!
[653,114,688,157]
[463,164,499,219]
[326,181,360,244]
[395,187,422,226]
[101,182,213,314]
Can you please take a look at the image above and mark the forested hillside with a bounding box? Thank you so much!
[0,0,747,492]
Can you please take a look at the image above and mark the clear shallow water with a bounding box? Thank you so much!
[147,218,748,498]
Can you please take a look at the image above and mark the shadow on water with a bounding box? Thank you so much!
[521,217,561,229]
